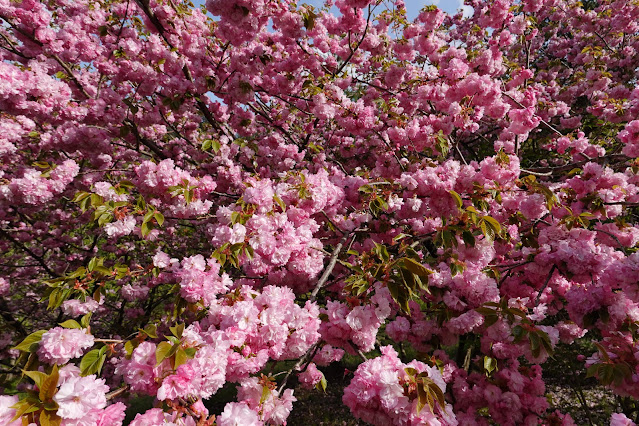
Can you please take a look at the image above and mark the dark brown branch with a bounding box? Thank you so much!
[333,6,372,76]
[124,119,167,159]
[525,154,627,175]
[0,297,27,336]
[535,265,557,306]
[276,342,321,394]
[0,229,58,278]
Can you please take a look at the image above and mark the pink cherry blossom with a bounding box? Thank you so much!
[38,327,94,365]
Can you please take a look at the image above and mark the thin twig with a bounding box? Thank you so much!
[0,297,27,336]
[94,338,125,344]
[535,265,557,306]
[594,31,614,53]
[310,233,350,301]
[502,91,563,137]
[106,385,130,400]
[0,229,58,277]
[594,228,625,250]
[276,342,321,394]
[520,168,552,177]
[526,154,627,175]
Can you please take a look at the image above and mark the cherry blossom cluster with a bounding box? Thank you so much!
[343,346,457,425]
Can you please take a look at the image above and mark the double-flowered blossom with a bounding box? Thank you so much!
[0,160,79,206]
[320,284,392,353]
[38,327,94,365]
[343,346,457,425]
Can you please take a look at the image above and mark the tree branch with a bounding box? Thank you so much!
[310,232,350,301]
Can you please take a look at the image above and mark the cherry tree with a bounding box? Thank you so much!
[1,0,639,424]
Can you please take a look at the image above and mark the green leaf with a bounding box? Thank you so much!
[482,216,502,234]
[480,221,495,242]
[230,242,244,255]
[303,10,317,30]
[586,364,600,379]
[400,267,416,292]
[613,363,632,386]
[72,191,90,203]
[10,398,41,422]
[600,364,615,385]
[529,332,541,358]
[142,324,158,339]
[59,319,81,329]
[68,266,86,279]
[97,212,113,226]
[143,209,155,224]
[425,379,446,411]
[90,193,104,208]
[273,194,286,212]
[512,325,526,342]
[140,221,152,237]
[155,341,173,366]
[93,288,102,303]
[154,212,165,227]
[316,373,327,393]
[43,400,59,411]
[170,323,185,339]
[93,265,111,276]
[39,365,59,401]
[47,287,63,310]
[401,258,432,277]
[80,313,92,328]
[416,383,427,413]
[483,356,497,375]
[450,262,462,277]
[442,230,457,248]
[462,230,476,247]
[449,190,463,210]
[23,369,47,388]
[374,243,389,262]
[484,314,499,327]
[174,347,188,368]
[404,367,418,377]
[124,340,135,358]
[475,307,496,316]
[358,184,373,194]
[79,195,91,211]
[80,348,106,376]
[40,409,62,426]
[538,330,554,356]
[87,257,99,272]
[260,385,271,404]
[13,330,46,352]
[387,279,411,314]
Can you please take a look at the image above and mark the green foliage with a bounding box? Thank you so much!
[344,242,432,313]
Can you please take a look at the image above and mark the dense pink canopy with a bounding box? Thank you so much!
[1,0,639,424]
